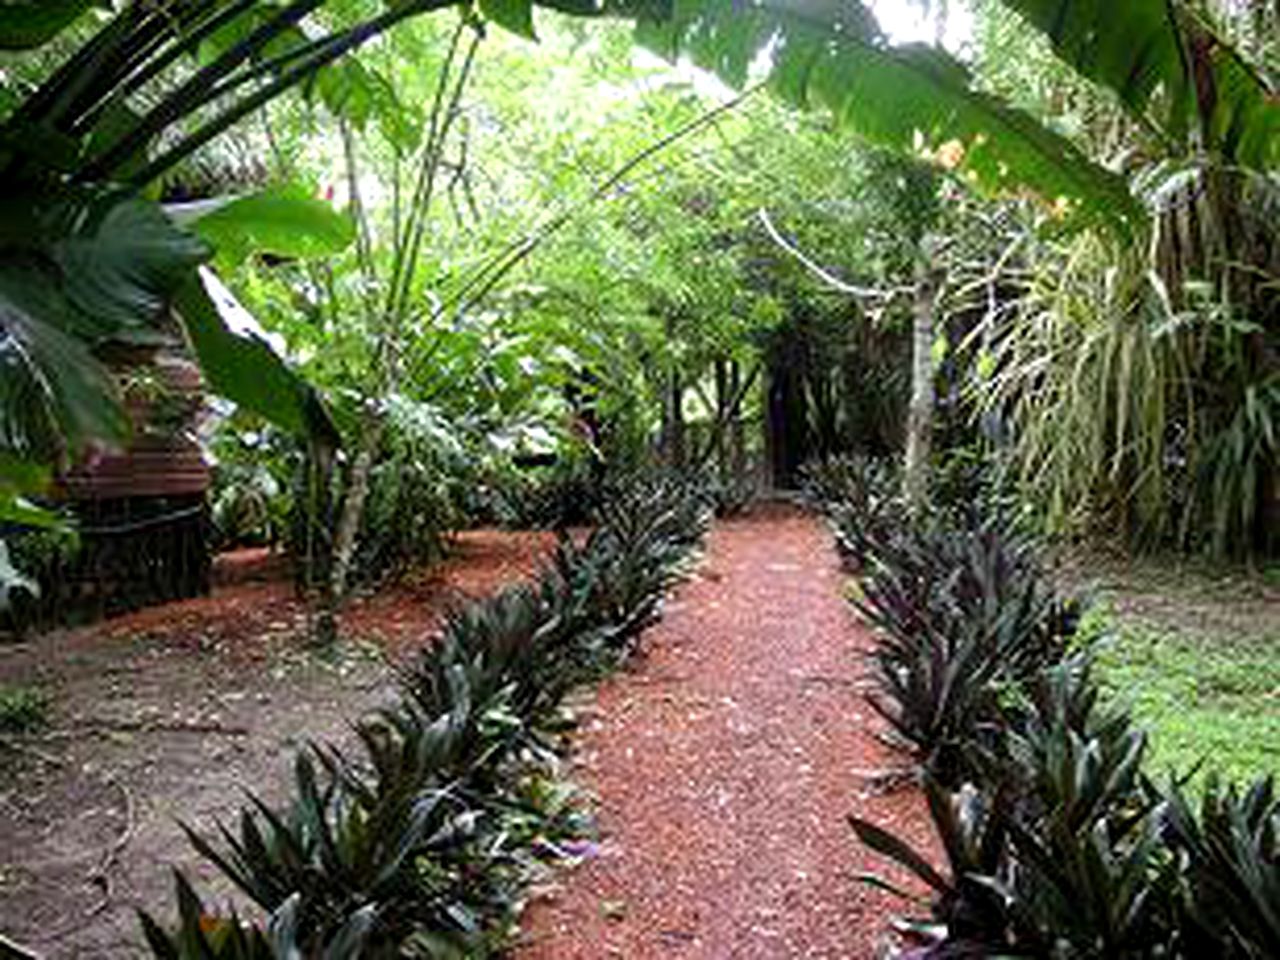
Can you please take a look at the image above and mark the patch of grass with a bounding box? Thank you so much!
[1095,617,1280,787]
[0,684,49,734]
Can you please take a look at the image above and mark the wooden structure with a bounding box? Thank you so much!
[6,339,212,633]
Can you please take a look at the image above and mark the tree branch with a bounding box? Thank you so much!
[756,208,912,301]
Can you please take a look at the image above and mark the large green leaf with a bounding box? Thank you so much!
[179,185,356,270]
[52,194,210,334]
[0,0,95,50]
[639,0,1142,235]
[0,453,58,529]
[0,189,211,494]
[0,259,130,458]
[174,271,339,447]
[1000,0,1280,169]
[480,0,537,39]
[0,494,59,528]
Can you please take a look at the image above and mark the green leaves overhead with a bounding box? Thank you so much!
[480,0,537,40]
[475,0,676,41]
[0,0,95,50]
[1003,0,1178,115]
[313,57,424,153]
[181,185,356,270]
[639,0,1142,235]
[1001,0,1280,168]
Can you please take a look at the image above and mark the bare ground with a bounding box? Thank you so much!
[0,530,554,959]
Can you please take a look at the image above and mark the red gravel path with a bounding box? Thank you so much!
[517,505,934,959]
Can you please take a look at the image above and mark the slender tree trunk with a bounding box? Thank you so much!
[314,415,383,646]
[668,371,685,468]
[661,313,685,468]
[729,360,746,481]
[714,358,730,477]
[904,242,943,512]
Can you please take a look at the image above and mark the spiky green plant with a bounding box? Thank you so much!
[1164,774,1280,958]
[980,200,1277,558]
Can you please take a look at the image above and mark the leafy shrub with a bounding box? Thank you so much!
[1,527,79,635]
[703,471,757,518]
[208,417,300,551]
[350,398,467,585]
[142,473,710,955]
[0,683,48,733]
[504,458,604,530]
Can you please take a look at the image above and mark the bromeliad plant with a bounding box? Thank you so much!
[849,655,1182,957]
[1164,775,1280,957]
[140,473,710,956]
[140,869,377,959]
[809,455,1080,787]
[823,464,1280,957]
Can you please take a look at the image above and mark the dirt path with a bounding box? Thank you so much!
[518,505,932,959]
[0,530,553,959]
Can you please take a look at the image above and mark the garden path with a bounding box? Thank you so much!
[518,503,932,959]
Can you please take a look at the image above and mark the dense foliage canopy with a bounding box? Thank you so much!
[0,0,1275,561]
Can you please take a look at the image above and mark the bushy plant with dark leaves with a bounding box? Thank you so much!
[852,656,1187,957]
[813,455,1081,787]
[141,872,375,959]
[1164,775,1280,958]
[851,774,1014,952]
[802,454,902,567]
[142,474,710,956]
[824,462,1280,958]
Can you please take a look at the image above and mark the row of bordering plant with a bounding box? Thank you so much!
[806,456,1279,958]
[139,472,712,958]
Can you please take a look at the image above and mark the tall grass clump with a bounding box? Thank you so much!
[977,184,1277,559]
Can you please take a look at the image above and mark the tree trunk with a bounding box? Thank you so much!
[314,416,382,646]
[663,370,685,468]
[767,362,808,490]
[729,360,746,481]
[661,314,685,468]
[904,243,943,512]
[714,358,730,477]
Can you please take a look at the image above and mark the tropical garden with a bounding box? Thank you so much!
[0,0,1276,956]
